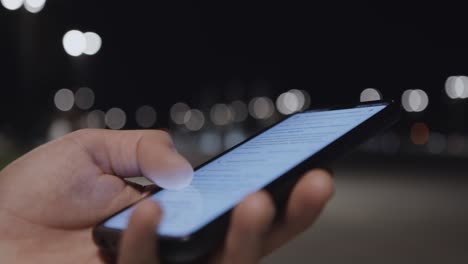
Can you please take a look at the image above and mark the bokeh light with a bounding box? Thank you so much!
[360,88,382,102]
[54,88,75,111]
[170,102,190,125]
[301,89,311,110]
[1,0,23,10]
[63,30,86,57]
[210,104,233,126]
[47,118,72,141]
[135,105,157,128]
[83,32,102,55]
[86,110,106,128]
[224,129,246,149]
[402,89,429,112]
[24,0,46,13]
[105,108,126,130]
[230,100,248,122]
[249,97,274,119]
[445,76,468,99]
[276,89,307,115]
[427,132,447,154]
[74,87,95,110]
[199,131,222,155]
[183,109,205,131]
[410,122,430,145]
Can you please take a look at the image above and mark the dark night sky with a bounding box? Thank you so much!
[1,1,468,145]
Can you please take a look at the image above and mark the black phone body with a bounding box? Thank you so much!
[93,100,400,263]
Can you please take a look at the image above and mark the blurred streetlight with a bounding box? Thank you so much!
[54,89,74,111]
[360,88,382,102]
[1,0,23,10]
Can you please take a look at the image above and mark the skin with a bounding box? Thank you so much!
[0,129,334,264]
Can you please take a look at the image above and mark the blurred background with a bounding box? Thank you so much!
[1,1,468,263]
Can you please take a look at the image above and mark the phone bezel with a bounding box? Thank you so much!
[93,100,400,262]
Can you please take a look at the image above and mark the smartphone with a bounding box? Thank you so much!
[93,100,400,263]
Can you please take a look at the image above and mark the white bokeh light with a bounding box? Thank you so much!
[301,89,311,110]
[210,104,233,126]
[63,30,86,57]
[183,109,205,131]
[230,100,248,122]
[48,118,72,141]
[276,89,307,115]
[445,76,468,99]
[54,88,75,111]
[74,87,95,110]
[249,97,274,119]
[24,0,46,13]
[170,103,190,125]
[360,88,382,102]
[401,89,429,112]
[87,110,106,128]
[105,108,126,130]
[83,32,102,55]
[135,105,157,128]
[1,0,23,10]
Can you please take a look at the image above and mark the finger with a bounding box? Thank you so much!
[118,199,161,264]
[213,191,275,264]
[263,169,334,255]
[67,129,193,189]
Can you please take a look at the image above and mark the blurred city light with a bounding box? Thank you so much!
[230,100,248,122]
[170,102,190,125]
[105,108,126,130]
[24,0,45,13]
[74,87,95,110]
[86,110,106,128]
[199,131,222,155]
[427,132,447,154]
[402,89,429,112]
[445,76,468,99]
[410,122,430,145]
[276,90,306,115]
[249,97,274,119]
[63,30,86,57]
[299,90,311,110]
[83,32,102,55]
[224,129,246,149]
[135,105,157,128]
[360,88,382,102]
[1,0,23,10]
[210,104,233,126]
[447,134,465,155]
[54,88,75,111]
[183,109,205,131]
[47,118,72,141]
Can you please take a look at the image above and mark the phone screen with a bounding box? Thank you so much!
[104,103,387,237]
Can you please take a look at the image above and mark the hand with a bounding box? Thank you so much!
[0,129,334,264]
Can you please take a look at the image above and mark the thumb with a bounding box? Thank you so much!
[118,199,161,264]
